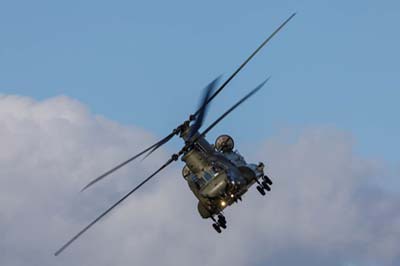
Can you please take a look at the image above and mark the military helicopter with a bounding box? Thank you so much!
[54,12,296,256]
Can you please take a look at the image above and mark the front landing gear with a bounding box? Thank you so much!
[211,214,227,233]
[212,223,222,233]
[218,214,227,229]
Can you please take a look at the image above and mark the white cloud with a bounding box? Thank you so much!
[0,94,398,266]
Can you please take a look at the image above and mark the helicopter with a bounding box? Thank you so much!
[54,12,296,256]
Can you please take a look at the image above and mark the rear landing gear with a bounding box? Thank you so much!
[264,175,273,185]
[256,185,266,196]
[262,180,271,191]
[256,175,273,196]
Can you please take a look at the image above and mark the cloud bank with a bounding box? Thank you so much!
[0,94,398,266]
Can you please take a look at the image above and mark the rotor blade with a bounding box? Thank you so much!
[81,132,176,192]
[55,155,177,256]
[140,13,296,160]
[199,77,270,139]
[141,131,176,161]
[193,12,296,117]
[188,76,221,139]
[144,76,221,160]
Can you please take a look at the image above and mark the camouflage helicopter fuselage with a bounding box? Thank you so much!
[180,127,265,219]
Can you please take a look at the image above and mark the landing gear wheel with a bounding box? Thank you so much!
[262,181,271,191]
[212,223,222,233]
[264,175,273,185]
[217,214,227,229]
[256,185,266,196]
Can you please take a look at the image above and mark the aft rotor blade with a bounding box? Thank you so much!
[193,12,296,117]
[144,76,221,160]
[200,77,270,138]
[55,155,178,256]
[140,13,295,160]
[188,76,221,139]
[81,132,176,191]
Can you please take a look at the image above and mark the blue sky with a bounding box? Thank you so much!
[1,0,399,162]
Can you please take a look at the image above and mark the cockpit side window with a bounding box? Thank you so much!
[202,172,212,182]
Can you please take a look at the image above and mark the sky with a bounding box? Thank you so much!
[1,0,399,161]
[0,1,399,266]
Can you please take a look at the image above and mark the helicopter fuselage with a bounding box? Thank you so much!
[181,132,265,219]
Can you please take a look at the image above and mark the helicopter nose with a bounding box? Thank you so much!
[200,173,228,198]
[227,170,245,186]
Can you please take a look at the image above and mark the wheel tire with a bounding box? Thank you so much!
[218,214,226,223]
[213,223,222,233]
[264,175,273,185]
[262,181,271,191]
[218,216,227,228]
[256,185,266,196]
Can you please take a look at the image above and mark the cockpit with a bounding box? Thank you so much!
[182,163,224,189]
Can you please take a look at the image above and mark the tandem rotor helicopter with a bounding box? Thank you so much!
[55,13,296,256]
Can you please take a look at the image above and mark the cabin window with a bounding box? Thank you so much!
[203,172,212,182]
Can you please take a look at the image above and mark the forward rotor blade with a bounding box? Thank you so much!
[188,76,221,139]
[200,77,270,138]
[193,12,296,117]
[55,155,178,256]
[81,133,175,191]
[141,131,176,160]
